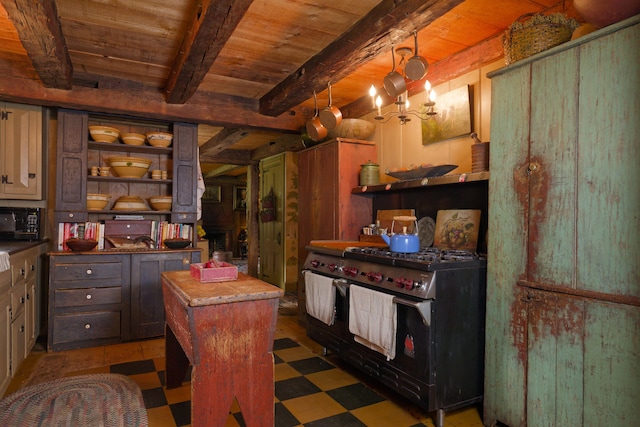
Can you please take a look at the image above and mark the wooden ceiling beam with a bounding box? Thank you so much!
[164,0,254,104]
[0,73,305,131]
[259,0,463,117]
[199,147,252,165]
[2,0,72,89]
[199,127,252,158]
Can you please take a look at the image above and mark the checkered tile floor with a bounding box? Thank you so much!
[72,336,449,427]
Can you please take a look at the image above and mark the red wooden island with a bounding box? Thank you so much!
[161,270,283,427]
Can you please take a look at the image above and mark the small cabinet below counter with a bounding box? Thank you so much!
[48,249,200,351]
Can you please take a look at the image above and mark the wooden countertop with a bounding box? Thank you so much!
[309,240,387,251]
[162,270,283,307]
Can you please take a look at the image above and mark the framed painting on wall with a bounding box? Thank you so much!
[422,85,472,145]
[203,185,221,202]
[234,186,247,210]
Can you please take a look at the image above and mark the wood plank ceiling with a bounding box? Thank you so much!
[0,0,581,176]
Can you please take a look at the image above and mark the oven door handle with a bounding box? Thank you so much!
[332,279,350,297]
[393,297,432,326]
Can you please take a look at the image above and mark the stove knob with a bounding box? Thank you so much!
[367,272,383,282]
[404,280,416,290]
[311,259,320,268]
[344,266,358,277]
[328,263,337,272]
[394,277,406,288]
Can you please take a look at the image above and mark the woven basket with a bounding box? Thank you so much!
[503,13,580,64]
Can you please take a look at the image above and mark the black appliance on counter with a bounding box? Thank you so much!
[0,207,42,240]
[302,245,487,427]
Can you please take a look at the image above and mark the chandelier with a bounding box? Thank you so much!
[368,32,437,125]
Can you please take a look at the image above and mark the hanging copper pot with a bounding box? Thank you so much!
[319,82,342,130]
[383,47,406,98]
[306,90,327,141]
[405,31,429,81]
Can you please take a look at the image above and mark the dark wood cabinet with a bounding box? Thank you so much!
[48,253,131,351]
[130,251,197,339]
[297,138,376,319]
[49,250,200,351]
[54,110,198,242]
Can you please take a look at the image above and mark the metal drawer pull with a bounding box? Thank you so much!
[20,297,25,304]
[393,297,431,326]
[86,269,92,275]
[85,324,91,329]
[86,294,92,300]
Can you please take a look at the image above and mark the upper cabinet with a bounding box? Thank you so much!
[0,102,43,200]
[54,110,198,246]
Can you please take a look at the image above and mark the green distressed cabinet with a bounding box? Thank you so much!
[485,16,639,427]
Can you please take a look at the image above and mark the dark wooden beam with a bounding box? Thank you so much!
[164,0,254,104]
[250,134,304,162]
[259,0,463,116]
[199,127,252,158]
[2,0,73,89]
[0,74,305,131]
[340,33,505,119]
[199,148,252,165]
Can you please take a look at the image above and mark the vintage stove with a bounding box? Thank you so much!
[302,245,487,427]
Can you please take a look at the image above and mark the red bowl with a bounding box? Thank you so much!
[65,239,98,252]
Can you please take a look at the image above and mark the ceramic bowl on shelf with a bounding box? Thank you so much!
[113,195,148,211]
[164,238,191,249]
[89,125,120,143]
[65,238,98,252]
[146,132,173,147]
[107,156,152,178]
[86,193,110,210]
[149,196,172,211]
[121,132,146,146]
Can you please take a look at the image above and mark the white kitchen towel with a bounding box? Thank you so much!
[196,147,205,220]
[303,271,336,326]
[349,285,397,360]
[0,251,9,273]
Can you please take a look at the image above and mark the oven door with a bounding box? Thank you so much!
[304,272,350,356]
[344,289,437,410]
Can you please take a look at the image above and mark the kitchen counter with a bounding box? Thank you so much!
[0,239,48,255]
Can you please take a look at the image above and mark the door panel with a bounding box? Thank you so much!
[259,155,284,288]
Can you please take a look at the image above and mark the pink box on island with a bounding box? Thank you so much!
[190,262,238,283]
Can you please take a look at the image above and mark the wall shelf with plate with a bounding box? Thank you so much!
[352,171,489,194]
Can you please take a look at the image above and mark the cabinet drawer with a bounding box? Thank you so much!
[52,311,120,344]
[104,220,152,237]
[54,287,121,308]
[52,261,124,286]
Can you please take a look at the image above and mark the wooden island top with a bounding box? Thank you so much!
[161,270,283,307]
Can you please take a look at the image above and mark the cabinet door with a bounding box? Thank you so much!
[0,102,43,199]
[259,154,284,288]
[171,123,198,223]
[0,293,10,395]
[55,110,88,214]
[10,309,26,377]
[25,277,36,351]
[130,252,196,339]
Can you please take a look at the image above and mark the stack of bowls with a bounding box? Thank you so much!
[149,196,172,211]
[89,126,120,143]
[107,156,152,178]
[86,193,110,210]
[146,132,173,147]
[121,132,146,146]
[113,196,148,211]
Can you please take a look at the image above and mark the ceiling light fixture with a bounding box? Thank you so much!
[368,32,437,125]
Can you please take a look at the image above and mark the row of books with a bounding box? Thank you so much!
[58,221,193,250]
